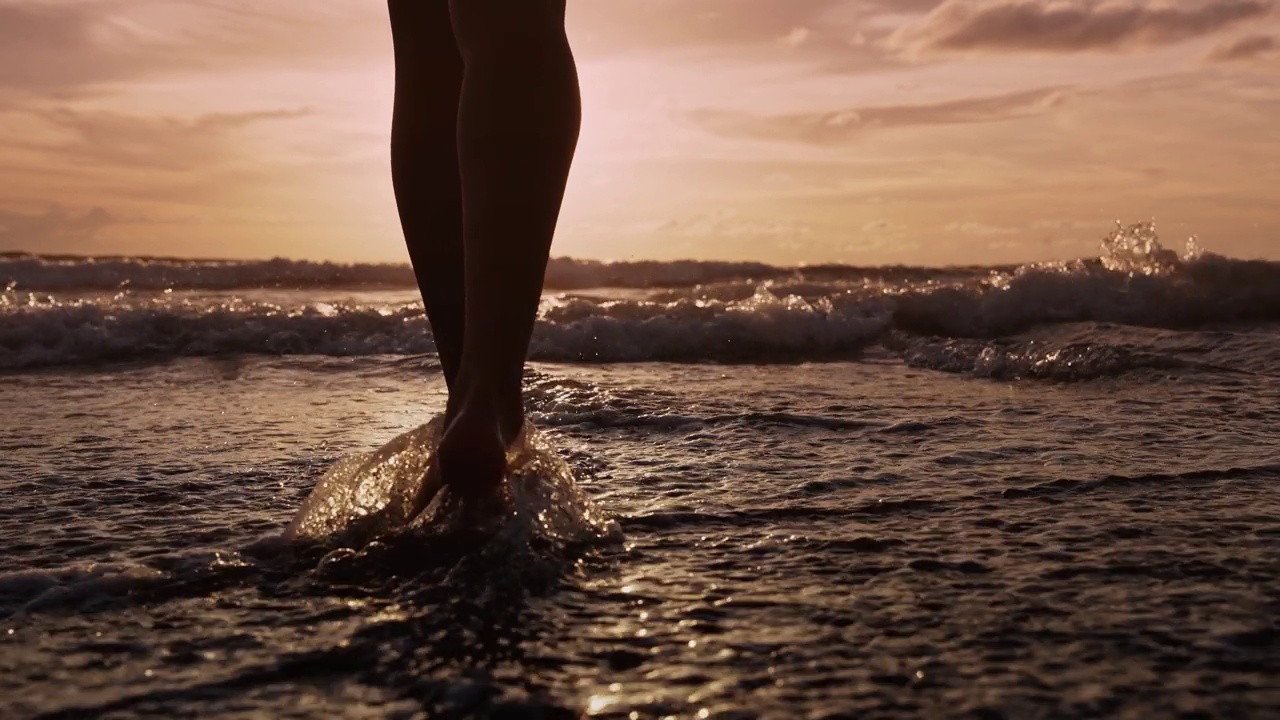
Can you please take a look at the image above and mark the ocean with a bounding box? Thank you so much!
[3,222,1279,719]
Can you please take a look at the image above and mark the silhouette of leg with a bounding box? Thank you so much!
[435,0,581,502]
[388,0,466,387]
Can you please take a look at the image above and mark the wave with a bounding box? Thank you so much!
[1,252,995,293]
[3,224,1277,372]
[0,289,890,369]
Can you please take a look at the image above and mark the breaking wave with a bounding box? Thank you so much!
[3,253,1000,293]
[2,224,1277,373]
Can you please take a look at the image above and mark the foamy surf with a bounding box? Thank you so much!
[0,550,254,617]
[0,254,790,292]
[3,223,1277,371]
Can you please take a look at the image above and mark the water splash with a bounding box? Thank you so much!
[1185,235,1204,261]
[284,417,621,549]
[1099,220,1184,276]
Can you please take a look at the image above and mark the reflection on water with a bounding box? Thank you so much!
[286,413,621,548]
[3,353,1280,718]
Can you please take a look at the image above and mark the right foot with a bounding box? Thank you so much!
[429,401,524,517]
[406,457,445,522]
[436,408,507,498]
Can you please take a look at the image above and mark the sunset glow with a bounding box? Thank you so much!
[2,0,1278,265]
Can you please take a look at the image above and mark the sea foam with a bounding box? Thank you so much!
[3,224,1276,372]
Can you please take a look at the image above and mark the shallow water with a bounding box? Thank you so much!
[3,338,1280,718]
[5,230,1280,717]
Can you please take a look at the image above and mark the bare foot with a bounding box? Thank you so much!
[406,457,445,523]
[407,394,525,525]
[436,407,507,499]
[432,400,525,510]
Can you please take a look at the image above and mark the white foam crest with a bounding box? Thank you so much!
[893,253,1280,338]
[533,285,892,362]
[0,296,436,369]
[1,255,418,292]
[0,550,251,615]
[0,286,892,368]
[2,253,974,293]
[2,254,798,292]
[899,337,1172,381]
[3,226,1277,370]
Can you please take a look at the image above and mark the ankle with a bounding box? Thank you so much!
[444,390,524,443]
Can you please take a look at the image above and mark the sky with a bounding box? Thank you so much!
[1,0,1278,266]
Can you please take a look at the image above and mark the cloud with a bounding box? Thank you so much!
[656,207,816,241]
[567,0,934,70]
[892,0,1272,55]
[691,86,1069,145]
[946,221,1018,236]
[6,107,309,171]
[1206,33,1280,61]
[0,3,133,91]
[0,205,115,250]
[569,0,846,54]
[0,0,934,97]
[780,27,813,48]
[0,1,385,93]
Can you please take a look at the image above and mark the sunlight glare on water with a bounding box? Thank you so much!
[286,414,621,548]
[3,232,1280,718]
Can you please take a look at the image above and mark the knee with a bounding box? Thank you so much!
[449,0,569,58]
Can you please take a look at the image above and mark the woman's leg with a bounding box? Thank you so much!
[436,0,582,501]
[388,0,467,387]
